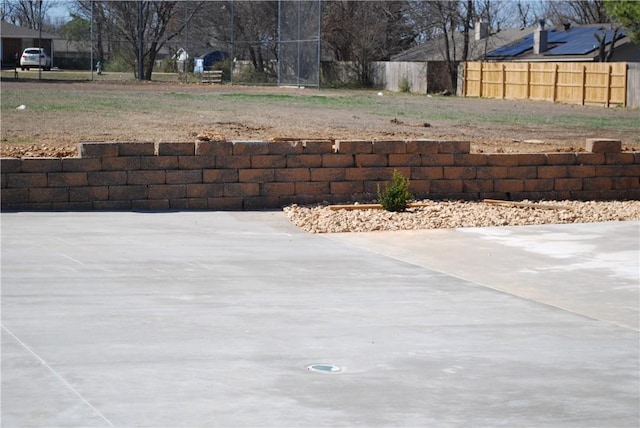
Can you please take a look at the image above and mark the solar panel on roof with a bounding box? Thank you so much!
[548,28,626,55]
[486,34,533,57]
[486,26,627,57]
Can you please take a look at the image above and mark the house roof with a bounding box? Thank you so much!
[1,21,57,39]
[391,26,536,62]
[486,24,633,61]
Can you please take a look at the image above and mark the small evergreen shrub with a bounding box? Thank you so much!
[399,76,411,93]
[377,169,413,212]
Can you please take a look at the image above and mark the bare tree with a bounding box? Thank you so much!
[107,1,203,80]
[544,0,609,26]
[323,1,416,86]
[3,0,57,29]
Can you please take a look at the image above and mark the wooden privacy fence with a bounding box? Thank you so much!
[463,62,628,107]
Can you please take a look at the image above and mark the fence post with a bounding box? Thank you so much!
[581,65,586,105]
[463,62,468,97]
[479,62,483,98]
[552,64,559,102]
[606,64,612,107]
[501,64,506,99]
[526,62,531,100]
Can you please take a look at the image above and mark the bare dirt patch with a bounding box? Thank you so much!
[2,79,639,158]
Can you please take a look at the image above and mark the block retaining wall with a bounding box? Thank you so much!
[1,139,638,211]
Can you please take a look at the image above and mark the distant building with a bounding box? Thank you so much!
[0,21,56,68]
[485,23,639,62]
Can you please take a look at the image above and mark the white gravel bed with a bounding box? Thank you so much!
[284,200,640,233]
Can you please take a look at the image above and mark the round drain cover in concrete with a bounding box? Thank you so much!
[307,364,340,373]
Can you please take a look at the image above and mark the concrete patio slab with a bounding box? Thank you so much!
[1,212,638,427]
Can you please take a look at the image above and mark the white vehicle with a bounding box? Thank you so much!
[20,48,51,71]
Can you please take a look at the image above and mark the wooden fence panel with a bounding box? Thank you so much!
[463,62,629,107]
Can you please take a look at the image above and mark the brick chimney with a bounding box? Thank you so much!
[533,20,548,54]
[475,20,489,41]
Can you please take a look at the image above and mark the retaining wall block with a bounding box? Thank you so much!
[354,154,386,168]
[48,172,88,187]
[1,188,29,205]
[303,141,333,154]
[89,171,127,186]
[463,180,494,193]
[94,200,132,210]
[330,181,364,195]
[69,187,109,202]
[133,199,171,211]
[244,196,282,210]
[275,168,310,182]
[266,141,303,155]
[148,184,187,200]
[586,138,621,153]
[179,156,217,170]
[538,165,569,179]
[208,197,243,210]
[102,156,141,171]
[421,154,454,166]
[166,169,202,184]
[202,169,239,183]
[260,182,295,197]
[583,177,613,191]
[62,158,102,172]
[1,158,22,173]
[554,178,583,191]
[411,166,443,180]
[443,166,476,180]
[623,164,640,177]
[406,140,439,154]
[128,170,165,185]
[140,156,178,170]
[576,153,605,165]
[239,169,275,183]
[345,166,410,181]
[251,155,287,169]
[196,141,233,156]
[605,153,635,165]
[7,173,47,188]
[287,154,322,168]
[79,142,118,158]
[323,154,355,168]
[430,180,463,194]
[524,179,555,192]
[171,198,209,210]
[216,155,251,169]
[389,154,422,167]
[613,177,640,190]
[29,187,68,203]
[187,183,224,199]
[109,185,148,201]
[310,168,345,182]
[515,154,547,166]
[335,140,372,154]
[118,142,155,156]
[295,181,330,195]
[453,154,488,166]
[372,140,406,154]
[485,154,519,166]
[494,179,525,193]
[408,179,430,195]
[546,153,577,165]
[22,158,62,173]
[232,141,269,156]
[438,141,471,154]
[157,142,195,156]
[223,183,260,197]
[567,165,596,178]
[507,166,537,179]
